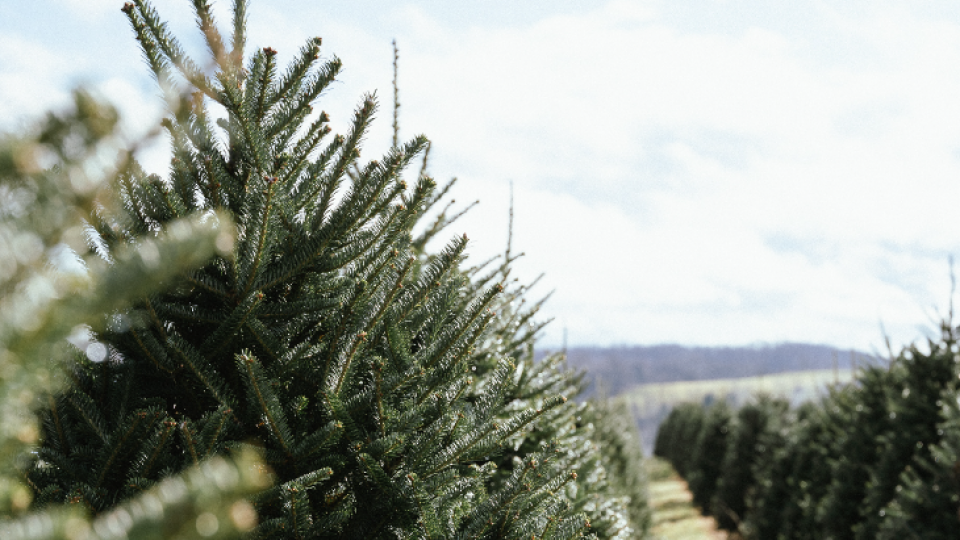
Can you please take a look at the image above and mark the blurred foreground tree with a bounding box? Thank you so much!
[0,88,268,539]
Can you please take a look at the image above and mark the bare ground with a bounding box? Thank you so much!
[646,459,729,540]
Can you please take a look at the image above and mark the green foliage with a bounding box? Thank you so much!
[656,320,960,538]
[853,330,959,539]
[813,364,892,540]
[686,400,732,513]
[877,395,960,539]
[4,450,270,540]
[710,394,788,531]
[17,2,648,539]
[776,402,838,538]
[0,86,265,539]
[652,401,704,478]
[739,401,797,540]
[586,399,652,538]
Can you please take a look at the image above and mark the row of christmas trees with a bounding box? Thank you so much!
[0,1,652,538]
[654,318,960,539]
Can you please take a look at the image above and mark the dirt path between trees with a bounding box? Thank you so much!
[646,459,729,540]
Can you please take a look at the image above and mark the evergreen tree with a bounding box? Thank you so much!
[876,391,960,539]
[669,320,960,539]
[22,2,638,538]
[653,401,704,478]
[710,394,788,532]
[674,402,708,479]
[854,329,959,539]
[815,364,892,539]
[651,405,678,461]
[740,400,797,540]
[738,326,960,539]
[464,234,649,538]
[686,400,732,513]
[586,398,652,538]
[739,400,835,540]
[471,253,643,539]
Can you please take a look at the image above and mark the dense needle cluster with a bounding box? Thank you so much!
[656,320,960,539]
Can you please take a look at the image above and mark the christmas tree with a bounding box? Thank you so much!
[853,328,958,539]
[586,398,652,538]
[652,401,704,478]
[19,1,644,538]
[686,400,732,513]
[815,364,893,539]
[877,391,960,539]
[739,399,798,539]
[742,399,835,539]
[710,394,788,532]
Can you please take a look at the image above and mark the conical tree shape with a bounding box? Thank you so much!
[710,394,788,532]
[654,401,704,478]
[686,400,732,513]
[816,364,893,539]
[877,392,960,540]
[854,329,959,539]
[740,399,836,540]
[22,2,630,538]
[652,405,679,461]
[740,400,797,540]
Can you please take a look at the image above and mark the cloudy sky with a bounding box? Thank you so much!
[5,0,960,351]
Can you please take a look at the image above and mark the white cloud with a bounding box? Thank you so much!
[383,2,960,349]
[0,35,74,131]
[5,1,960,352]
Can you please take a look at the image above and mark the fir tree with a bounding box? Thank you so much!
[462,247,642,539]
[664,314,960,539]
[854,328,959,539]
[22,2,639,538]
[653,401,704,478]
[467,230,648,538]
[710,394,787,532]
[876,391,960,539]
[651,405,678,461]
[815,364,892,539]
[739,400,796,540]
[739,400,835,540]
[686,400,732,513]
[736,326,960,539]
[586,398,652,538]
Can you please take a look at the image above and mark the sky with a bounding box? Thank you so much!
[5,0,960,352]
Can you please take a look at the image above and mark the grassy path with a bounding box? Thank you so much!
[646,458,728,540]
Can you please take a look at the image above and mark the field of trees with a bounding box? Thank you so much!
[5,1,960,539]
[626,368,854,455]
[654,323,960,538]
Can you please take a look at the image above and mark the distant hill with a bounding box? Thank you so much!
[535,343,883,454]
[537,343,882,397]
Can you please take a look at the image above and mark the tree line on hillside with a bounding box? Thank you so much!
[0,1,651,539]
[654,320,960,539]
[545,343,877,396]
